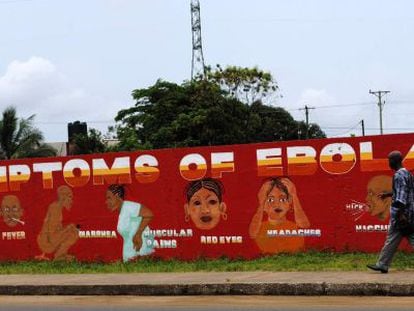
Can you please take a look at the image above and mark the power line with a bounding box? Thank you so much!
[286,102,373,112]
[285,99,414,112]
[34,120,115,125]
[0,0,35,4]
[388,112,414,116]
[321,121,360,131]
[325,120,362,137]
[322,126,414,130]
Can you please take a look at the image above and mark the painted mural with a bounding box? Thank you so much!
[1,132,414,262]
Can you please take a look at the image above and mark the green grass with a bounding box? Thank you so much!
[0,252,413,274]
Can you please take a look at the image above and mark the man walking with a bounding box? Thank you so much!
[367,151,414,273]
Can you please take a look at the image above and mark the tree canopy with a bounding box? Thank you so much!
[0,107,57,159]
[115,80,248,149]
[205,65,279,105]
[70,128,108,155]
[114,75,326,150]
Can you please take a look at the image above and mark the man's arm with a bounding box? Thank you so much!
[394,172,409,207]
[392,200,406,209]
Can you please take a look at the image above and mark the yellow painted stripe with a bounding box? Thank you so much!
[63,170,91,178]
[320,154,355,162]
[287,157,316,164]
[404,151,414,159]
[211,163,234,169]
[9,174,30,181]
[257,159,282,166]
[135,167,159,173]
[360,152,373,160]
[91,168,130,175]
[179,164,207,171]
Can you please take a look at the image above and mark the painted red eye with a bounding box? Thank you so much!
[332,154,342,162]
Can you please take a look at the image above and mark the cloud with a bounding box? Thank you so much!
[297,88,336,108]
[0,57,118,142]
[0,57,62,111]
[293,88,367,137]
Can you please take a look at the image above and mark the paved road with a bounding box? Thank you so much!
[1,296,414,311]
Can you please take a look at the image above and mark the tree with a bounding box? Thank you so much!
[114,78,326,150]
[296,121,327,140]
[0,107,57,159]
[205,65,279,105]
[245,101,299,142]
[115,79,250,150]
[71,128,107,155]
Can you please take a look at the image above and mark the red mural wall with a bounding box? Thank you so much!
[1,133,414,262]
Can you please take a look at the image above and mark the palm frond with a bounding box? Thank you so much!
[0,107,56,159]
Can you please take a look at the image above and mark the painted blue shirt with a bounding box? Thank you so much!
[117,200,154,262]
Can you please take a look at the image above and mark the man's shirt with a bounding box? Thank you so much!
[391,168,414,224]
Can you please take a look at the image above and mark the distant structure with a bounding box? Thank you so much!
[68,121,87,142]
[67,121,87,155]
[190,0,206,80]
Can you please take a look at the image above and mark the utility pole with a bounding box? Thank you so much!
[369,90,390,135]
[360,119,365,136]
[299,105,315,139]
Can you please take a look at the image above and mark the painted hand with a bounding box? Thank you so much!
[257,180,273,212]
[281,177,297,196]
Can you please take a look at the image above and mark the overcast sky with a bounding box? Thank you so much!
[0,0,413,142]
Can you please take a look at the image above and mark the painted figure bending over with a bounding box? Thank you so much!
[106,184,154,262]
[36,185,79,261]
[184,178,227,230]
[249,177,310,254]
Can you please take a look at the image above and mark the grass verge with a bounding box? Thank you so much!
[0,252,413,274]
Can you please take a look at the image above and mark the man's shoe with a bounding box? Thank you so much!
[367,264,388,273]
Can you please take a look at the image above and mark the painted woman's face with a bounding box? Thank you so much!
[185,187,226,230]
[106,191,122,212]
[264,186,290,221]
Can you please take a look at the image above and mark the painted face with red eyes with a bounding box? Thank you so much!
[185,187,227,230]
[264,186,291,222]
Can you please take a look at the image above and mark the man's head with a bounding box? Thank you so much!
[57,185,73,210]
[388,151,403,171]
[366,175,392,220]
[0,195,23,227]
